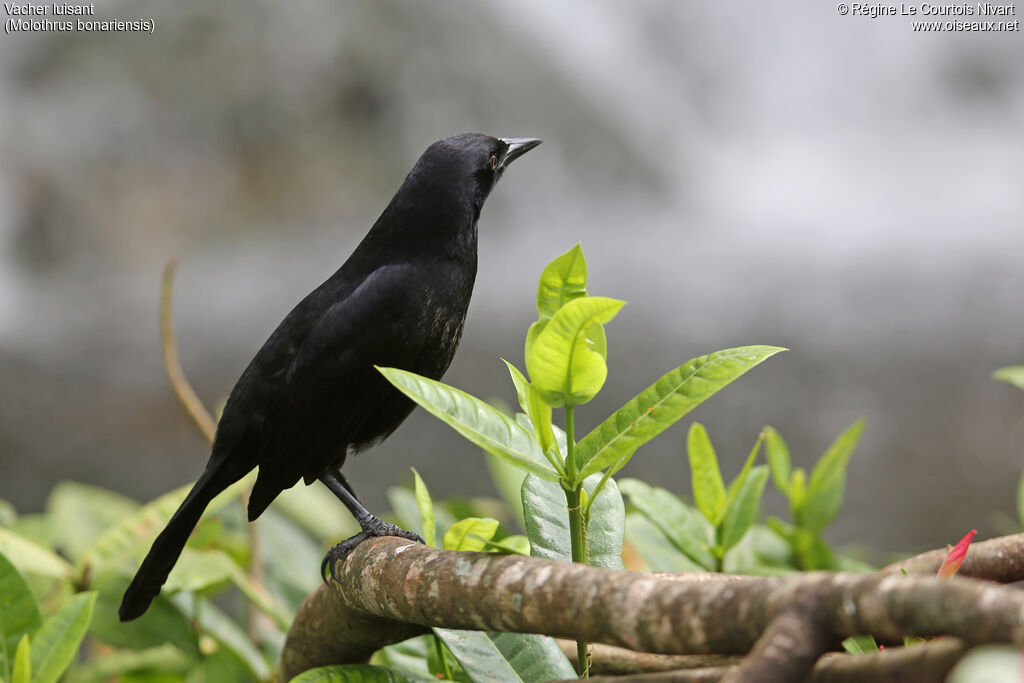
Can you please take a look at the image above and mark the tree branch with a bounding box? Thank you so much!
[160,257,218,444]
[883,532,1024,582]
[278,536,1024,680]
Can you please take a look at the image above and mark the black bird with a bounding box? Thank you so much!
[119,133,541,621]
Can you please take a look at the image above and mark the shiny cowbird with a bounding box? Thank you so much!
[119,134,541,621]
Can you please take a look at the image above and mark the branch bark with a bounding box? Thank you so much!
[278,536,1024,680]
[883,532,1024,582]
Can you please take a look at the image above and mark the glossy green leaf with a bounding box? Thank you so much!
[687,423,726,525]
[489,631,576,681]
[0,529,71,580]
[763,427,792,497]
[0,551,41,675]
[577,346,785,479]
[29,592,96,683]
[46,482,139,563]
[485,451,529,531]
[378,367,560,482]
[526,296,624,407]
[503,359,531,413]
[522,474,625,569]
[442,518,499,552]
[536,243,589,321]
[288,664,431,682]
[618,479,716,570]
[802,420,865,533]
[479,534,531,556]
[410,469,435,547]
[434,629,522,682]
[720,466,769,552]
[993,366,1024,391]
[12,634,30,683]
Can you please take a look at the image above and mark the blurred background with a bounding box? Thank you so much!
[1,0,1022,557]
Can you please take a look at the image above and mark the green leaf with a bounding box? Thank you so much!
[623,514,708,572]
[0,551,42,676]
[719,466,769,552]
[63,643,190,682]
[536,243,589,321]
[434,629,522,682]
[521,474,625,569]
[171,594,271,681]
[288,665,431,682]
[842,634,879,654]
[272,482,360,542]
[618,479,716,570]
[78,474,253,577]
[577,346,786,479]
[802,420,865,533]
[686,423,726,525]
[763,427,792,497]
[378,367,560,482]
[0,529,71,580]
[164,548,291,629]
[723,433,764,511]
[503,359,532,414]
[442,518,499,552]
[46,482,139,563]
[526,296,624,407]
[485,451,529,532]
[472,534,531,556]
[489,631,576,681]
[12,634,30,683]
[410,469,435,547]
[993,366,1024,391]
[29,592,96,683]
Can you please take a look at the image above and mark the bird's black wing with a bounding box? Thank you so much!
[245,262,434,518]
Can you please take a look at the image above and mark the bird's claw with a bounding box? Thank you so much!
[320,522,425,584]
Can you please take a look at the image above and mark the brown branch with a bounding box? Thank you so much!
[160,257,218,444]
[882,532,1024,582]
[556,639,740,675]
[576,638,967,683]
[278,536,1024,680]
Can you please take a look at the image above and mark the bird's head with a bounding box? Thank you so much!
[416,133,542,211]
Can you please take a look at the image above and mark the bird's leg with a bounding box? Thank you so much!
[319,471,424,582]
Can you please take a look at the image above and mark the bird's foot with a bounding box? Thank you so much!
[320,520,424,584]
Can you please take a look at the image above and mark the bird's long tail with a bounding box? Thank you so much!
[118,460,242,621]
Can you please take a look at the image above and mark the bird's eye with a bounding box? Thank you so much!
[490,155,498,170]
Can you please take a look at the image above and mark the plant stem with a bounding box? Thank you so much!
[433,633,454,680]
[563,404,589,677]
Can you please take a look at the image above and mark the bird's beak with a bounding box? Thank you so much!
[498,137,542,169]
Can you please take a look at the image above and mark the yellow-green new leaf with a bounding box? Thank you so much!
[577,346,785,479]
[29,592,96,683]
[442,518,499,552]
[687,423,726,525]
[993,366,1024,392]
[526,296,624,407]
[378,367,560,482]
[12,634,31,683]
[536,243,588,320]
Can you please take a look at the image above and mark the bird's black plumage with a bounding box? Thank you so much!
[119,133,541,621]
